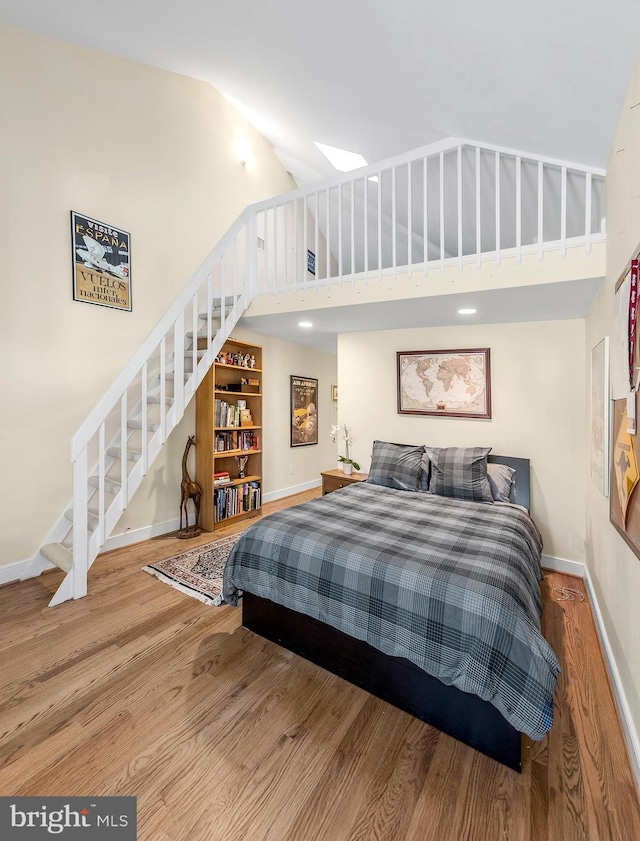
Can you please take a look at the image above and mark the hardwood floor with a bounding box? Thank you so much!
[0,489,639,840]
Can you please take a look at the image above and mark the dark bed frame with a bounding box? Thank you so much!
[242,455,530,772]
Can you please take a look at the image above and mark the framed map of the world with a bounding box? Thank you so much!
[397,348,491,419]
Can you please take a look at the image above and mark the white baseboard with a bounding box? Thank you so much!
[0,557,54,586]
[102,518,182,553]
[262,478,321,503]
[541,553,586,577]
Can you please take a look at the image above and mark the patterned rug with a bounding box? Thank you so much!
[142,533,242,606]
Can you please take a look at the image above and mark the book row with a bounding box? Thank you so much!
[214,431,260,452]
[214,482,261,522]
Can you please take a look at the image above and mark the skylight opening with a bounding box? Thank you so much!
[314,142,368,172]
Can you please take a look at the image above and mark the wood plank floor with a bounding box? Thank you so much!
[0,489,639,840]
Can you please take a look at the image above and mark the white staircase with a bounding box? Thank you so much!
[24,137,606,606]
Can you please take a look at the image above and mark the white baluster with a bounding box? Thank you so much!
[338,185,343,285]
[408,161,413,276]
[392,166,397,279]
[326,187,331,284]
[516,157,522,264]
[98,422,105,548]
[537,161,544,262]
[423,157,428,273]
[560,166,567,258]
[160,336,166,444]
[120,391,128,508]
[294,199,299,290]
[351,180,356,282]
[440,152,445,272]
[495,152,501,266]
[315,192,319,291]
[378,171,382,280]
[141,361,148,474]
[364,176,369,280]
[585,173,592,256]
[72,447,88,599]
[457,148,463,271]
[174,311,184,417]
[303,197,308,288]
[476,147,481,269]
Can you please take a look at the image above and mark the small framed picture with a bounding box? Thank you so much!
[332,384,338,401]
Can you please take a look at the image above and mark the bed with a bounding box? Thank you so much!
[222,447,560,771]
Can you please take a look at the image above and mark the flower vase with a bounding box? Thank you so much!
[342,462,353,475]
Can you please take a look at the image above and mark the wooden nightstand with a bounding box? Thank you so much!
[321,468,368,495]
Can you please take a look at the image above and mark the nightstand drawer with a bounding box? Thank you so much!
[321,469,368,495]
[323,475,352,494]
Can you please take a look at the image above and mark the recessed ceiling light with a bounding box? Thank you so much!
[314,142,368,172]
[299,321,313,328]
[457,308,477,315]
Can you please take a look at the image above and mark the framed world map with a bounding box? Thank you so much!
[397,348,491,419]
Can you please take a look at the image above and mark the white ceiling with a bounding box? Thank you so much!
[0,3,625,346]
[239,278,603,354]
[1,0,639,187]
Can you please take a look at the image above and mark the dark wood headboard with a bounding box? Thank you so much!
[487,455,530,511]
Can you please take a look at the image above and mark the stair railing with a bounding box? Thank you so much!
[248,136,606,295]
[52,137,605,604]
[55,210,256,605]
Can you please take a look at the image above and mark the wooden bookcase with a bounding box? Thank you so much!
[195,338,262,531]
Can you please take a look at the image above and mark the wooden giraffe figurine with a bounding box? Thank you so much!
[179,435,202,537]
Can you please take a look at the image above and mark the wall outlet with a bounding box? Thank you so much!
[289,464,294,475]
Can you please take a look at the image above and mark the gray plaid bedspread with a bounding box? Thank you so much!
[222,482,560,740]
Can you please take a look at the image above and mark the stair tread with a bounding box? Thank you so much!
[107,446,141,461]
[88,475,122,493]
[147,395,174,404]
[127,419,160,431]
[64,509,99,528]
[41,543,73,573]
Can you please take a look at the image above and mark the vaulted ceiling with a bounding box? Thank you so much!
[1,0,639,187]
[1,1,634,347]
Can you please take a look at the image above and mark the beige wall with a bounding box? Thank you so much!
[114,327,337,538]
[0,25,296,564]
[585,53,640,746]
[338,320,586,562]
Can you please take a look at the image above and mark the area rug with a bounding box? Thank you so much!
[142,533,242,606]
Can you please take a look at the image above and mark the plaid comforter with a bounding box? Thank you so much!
[222,482,560,740]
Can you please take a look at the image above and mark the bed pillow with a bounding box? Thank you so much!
[425,446,493,503]
[487,462,516,504]
[367,440,424,491]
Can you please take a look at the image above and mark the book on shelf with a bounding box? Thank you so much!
[214,477,231,486]
[214,471,230,478]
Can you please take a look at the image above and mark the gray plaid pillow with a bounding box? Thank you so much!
[487,463,516,503]
[425,447,493,503]
[367,440,424,491]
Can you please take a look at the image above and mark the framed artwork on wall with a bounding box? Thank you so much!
[590,337,610,495]
[291,375,318,447]
[610,398,640,560]
[397,348,491,419]
[70,211,131,311]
